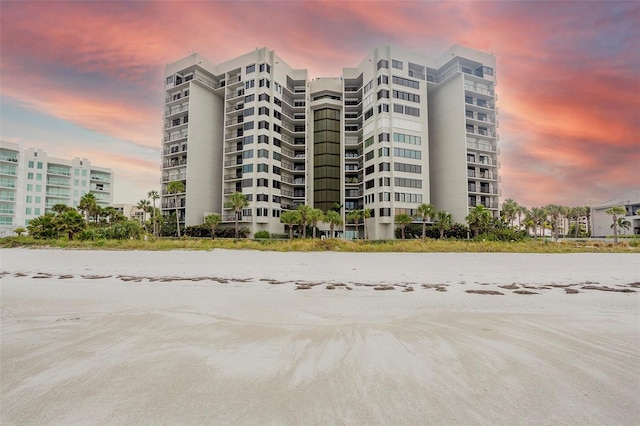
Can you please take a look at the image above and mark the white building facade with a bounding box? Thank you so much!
[0,141,113,234]
[160,45,499,239]
[591,191,640,237]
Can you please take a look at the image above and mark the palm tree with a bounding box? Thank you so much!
[307,208,324,239]
[13,227,26,237]
[584,205,592,237]
[224,191,249,239]
[204,214,221,239]
[167,180,185,237]
[280,210,301,240]
[545,204,567,242]
[362,208,372,240]
[137,199,151,225]
[323,210,343,239]
[57,210,85,240]
[148,190,160,237]
[615,217,631,236]
[531,207,548,238]
[78,192,98,223]
[434,210,452,239]
[27,213,58,239]
[52,203,71,215]
[516,205,528,230]
[501,199,518,227]
[394,213,413,240]
[415,203,435,241]
[347,209,362,239]
[296,205,311,238]
[466,205,492,238]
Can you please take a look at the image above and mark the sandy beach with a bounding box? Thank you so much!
[1,248,639,425]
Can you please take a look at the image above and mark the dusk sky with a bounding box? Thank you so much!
[1,0,638,208]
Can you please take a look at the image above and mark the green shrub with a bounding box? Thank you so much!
[253,230,270,239]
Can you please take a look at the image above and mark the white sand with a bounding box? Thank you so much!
[1,248,639,425]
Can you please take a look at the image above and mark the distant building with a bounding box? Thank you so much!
[113,204,146,223]
[591,191,640,237]
[0,141,114,235]
[160,44,499,239]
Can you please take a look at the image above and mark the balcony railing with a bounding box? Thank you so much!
[163,158,187,168]
[162,173,186,182]
[0,168,17,176]
[467,140,496,152]
[0,155,18,163]
[464,84,494,96]
[163,144,188,155]
[165,105,189,116]
[164,132,188,142]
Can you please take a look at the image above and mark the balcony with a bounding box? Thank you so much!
[224,159,243,167]
[466,127,496,138]
[0,154,18,163]
[0,180,16,189]
[165,104,189,117]
[467,140,496,152]
[162,173,186,182]
[90,174,111,182]
[163,158,187,168]
[465,98,495,110]
[464,83,494,97]
[46,179,70,187]
[226,89,245,100]
[0,207,15,215]
[0,167,17,176]
[47,167,71,176]
[223,173,243,181]
[163,144,188,156]
[164,132,188,143]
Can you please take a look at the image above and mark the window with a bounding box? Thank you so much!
[394,147,421,159]
[378,104,389,113]
[26,207,31,215]
[394,104,404,113]
[27,184,33,191]
[365,179,375,189]
[365,165,375,174]
[392,76,419,89]
[259,63,265,73]
[242,179,253,187]
[258,149,269,158]
[28,161,34,168]
[394,192,423,203]
[378,147,390,157]
[273,152,281,161]
[364,108,373,120]
[379,177,390,186]
[377,89,389,100]
[379,162,391,172]
[377,59,388,69]
[243,136,254,145]
[166,76,174,84]
[258,121,269,130]
[377,75,389,85]
[365,151,375,161]
[393,132,421,145]
[483,66,494,76]
[394,177,422,188]
[242,164,253,173]
[258,107,269,116]
[243,121,254,131]
[392,60,403,70]
[258,78,270,88]
[272,166,281,175]
[243,107,255,117]
[363,80,373,93]
[242,150,254,159]
[272,209,281,218]
[256,208,268,216]
[35,196,41,203]
[258,93,270,102]
[405,106,420,117]
[394,162,422,173]
[27,172,33,180]
[393,90,420,103]
[36,184,42,191]
[257,178,269,187]
[257,163,268,172]
[379,192,391,202]
[379,133,390,142]
[274,97,282,107]
[245,80,255,89]
[37,162,43,169]
[257,135,269,144]
[26,196,32,203]
[273,110,281,120]
[257,193,269,202]
[379,208,391,217]
[272,180,281,189]
[245,94,255,103]
[364,136,374,147]
[246,64,255,74]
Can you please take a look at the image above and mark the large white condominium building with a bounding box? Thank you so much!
[161,44,499,239]
[0,141,113,234]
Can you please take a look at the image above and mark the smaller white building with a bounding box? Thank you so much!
[0,141,114,234]
[591,191,640,237]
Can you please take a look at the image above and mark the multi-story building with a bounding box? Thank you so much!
[0,141,113,234]
[160,44,499,239]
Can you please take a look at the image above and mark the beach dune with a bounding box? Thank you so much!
[1,249,639,425]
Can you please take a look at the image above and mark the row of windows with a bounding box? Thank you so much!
[394,147,421,159]
[393,90,420,103]
[394,192,423,203]
[395,177,422,188]
[394,162,422,174]
[393,132,421,145]
[363,80,373,93]
[392,76,419,90]
[393,105,420,117]
[25,207,41,215]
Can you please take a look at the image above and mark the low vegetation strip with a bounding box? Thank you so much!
[0,236,638,253]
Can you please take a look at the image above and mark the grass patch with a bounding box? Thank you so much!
[1,236,639,253]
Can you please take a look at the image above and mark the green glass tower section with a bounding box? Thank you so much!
[313,108,341,212]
